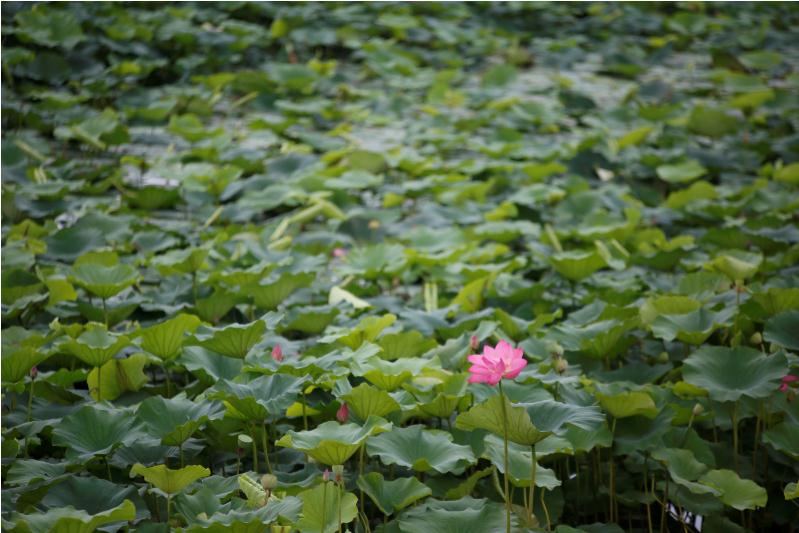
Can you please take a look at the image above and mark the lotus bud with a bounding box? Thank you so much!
[336,402,349,423]
[197,513,209,521]
[238,434,253,453]
[547,341,564,358]
[469,335,479,351]
[261,474,278,491]
[271,344,283,362]
[30,366,38,379]
[368,219,380,230]
[332,247,347,258]
[734,279,746,293]
[554,358,569,374]
[332,464,344,484]
[770,343,779,353]
[692,403,704,417]
[750,332,762,345]
[323,469,330,482]
[657,351,670,364]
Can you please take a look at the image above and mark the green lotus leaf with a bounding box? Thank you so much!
[785,482,799,501]
[749,287,799,318]
[341,243,407,279]
[549,249,606,281]
[86,353,149,401]
[209,374,303,421]
[482,434,561,489]
[762,423,799,459]
[238,474,267,508]
[443,467,494,500]
[639,296,702,324]
[698,469,767,510]
[688,106,740,138]
[4,459,67,487]
[455,394,551,446]
[14,6,85,49]
[706,250,762,281]
[665,180,717,209]
[151,247,209,276]
[357,472,431,515]
[596,390,658,419]
[70,263,139,299]
[764,310,799,351]
[247,271,314,310]
[189,320,267,359]
[378,330,438,359]
[336,314,396,350]
[195,288,239,323]
[39,475,140,516]
[5,499,135,533]
[341,383,400,421]
[649,307,733,345]
[1,327,53,383]
[278,416,392,465]
[63,323,130,367]
[130,463,210,495]
[656,159,707,184]
[355,357,433,391]
[651,448,716,496]
[137,393,225,445]
[52,404,138,462]
[366,425,475,474]
[396,497,513,533]
[522,399,605,434]
[328,286,371,309]
[681,345,787,402]
[295,481,358,533]
[285,305,339,334]
[139,313,202,360]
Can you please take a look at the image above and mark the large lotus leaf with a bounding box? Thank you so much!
[179,346,244,382]
[278,416,392,465]
[137,394,225,445]
[209,374,302,420]
[181,500,302,532]
[70,263,139,299]
[705,250,762,281]
[40,476,140,516]
[139,313,202,360]
[366,425,475,474]
[482,434,561,489]
[247,271,314,310]
[295,481,358,533]
[656,159,707,184]
[522,399,605,434]
[130,463,210,495]
[52,404,138,462]
[4,459,67,487]
[357,472,431,515]
[285,305,339,334]
[377,330,438,359]
[698,469,767,510]
[63,323,129,367]
[649,306,733,345]
[549,249,606,281]
[342,243,407,279]
[341,383,400,421]
[596,390,658,419]
[190,320,266,359]
[396,497,513,533]
[651,448,716,496]
[336,314,397,350]
[1,327,52,383]
[14,6,85,49]
[762,423,799,459]
[151,247,209,276]
[682,346,787,402]
[749,287,799,317]
[86,353,149,401]
[355,357,432,391]
[5,499,135,533]
[455,394,550,446]
[764,310,799,351]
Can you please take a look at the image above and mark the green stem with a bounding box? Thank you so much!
[540,486,551,530]
[262,421,272,474]
[498,381,512,533]
[163,364,172,398]
[105,456,112,481]
[179,443,184,469]
[301,390,309,430]
[166,494,171,525]
[26,376,35,422]
[609,417,617,523]
[95,365,101,401]
[529,445,537,525]
[251,426,259,473]
[359,444,366,518]
[102,297,108,327]
[337,482,343,533]
[732,401,740,472]
[321,482,328,533]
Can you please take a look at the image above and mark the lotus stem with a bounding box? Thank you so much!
[102,297,108,326]
[321,480,328,533]
[262,421,272,474]
[251,426,259,472]
[540,487,551,530]
[498,381,512,533]
[529,444,537,525]
[732,401,740,472]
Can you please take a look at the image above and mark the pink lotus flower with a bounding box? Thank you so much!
[332,247,347,258]
[467,340,527,385]
[336,402,349,422]
[271,345,283,362]
[780,374,798,393]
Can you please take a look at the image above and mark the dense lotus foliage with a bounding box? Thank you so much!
[2,2,799,532]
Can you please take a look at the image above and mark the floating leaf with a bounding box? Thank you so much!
[456,394,551,446]
[682,346,787,402]
[357,472,431,515]
[366,425,475,474]
[139,313,202,361]
[278,416,392,465]
[130,463,210,495]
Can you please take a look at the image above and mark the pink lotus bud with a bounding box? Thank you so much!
[336,402,349,423]
[323,469,330,482]
[332,464,344,484]
[469,335,479,351]
[780,374,798,393]
[332,247,347,258]
[30,366,38,379]
[271,345,283,362]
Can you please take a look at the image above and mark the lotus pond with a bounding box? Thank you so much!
[2,2,799,532]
